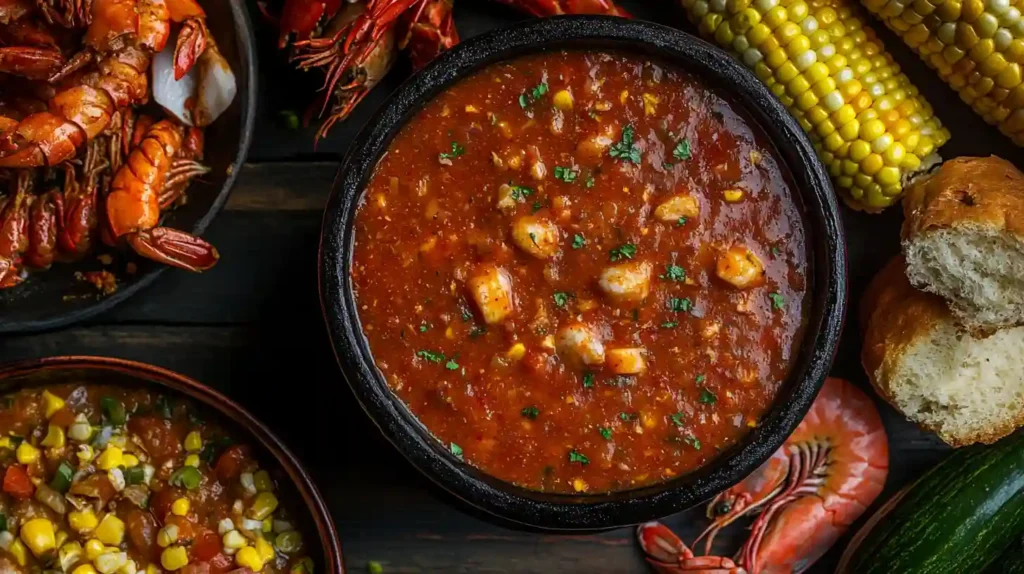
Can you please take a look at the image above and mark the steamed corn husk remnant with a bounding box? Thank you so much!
[679,0,951,211]
[862,0,1024,145]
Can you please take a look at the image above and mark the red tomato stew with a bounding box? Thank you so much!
[352,50,809,493]
[0,384,314,573]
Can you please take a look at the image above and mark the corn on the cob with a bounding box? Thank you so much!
[863,0,1024,143]
[680,0,951,210]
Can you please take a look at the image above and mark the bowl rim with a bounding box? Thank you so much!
[0,0,259,335]
[319,15,847,530]
[0,356,345,572]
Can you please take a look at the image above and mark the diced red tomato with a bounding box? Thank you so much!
[207,553,234,574]
[125,509,158,561]
[49,406,76,428]
[2,465,33,498]
[214,445,250,482]
[192,529,221,561]
[127,415,182,462]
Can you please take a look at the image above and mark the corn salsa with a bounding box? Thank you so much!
[352,50,809,493]
[0,385,314,574]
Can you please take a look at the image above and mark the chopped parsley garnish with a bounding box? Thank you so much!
[695,373,706,384]
[553,292,572,308]
[532,200,544,214]
[700,388,718,404]
[609,243,637,262]
[521,406,540,419]
[568,450,590,465]
[661,321,678,329]
[572,234,586,249]
[669,297,693,313]
[662,162,674,170]
[438,141,465,161]
[461,308,473,322]
[519,82,549,109]
[661,264,686,282]
[445,358,460,371]
[509,184,533,201]
[609,124,642,164]
[582,372,595,388]
[419,324,430,333]
[669,412,685,427]
[586,175,596,188]
[673,138,692,161]
[416,350,444,363]
[598,427,613,440]
[771,246,782,257]
[469,325,487,338]
[619,412,638,422]
[769,293,785,309]
[554,166,578,183]
[685,435,702,450]
[450,443,464,460]
[676,217,687,227]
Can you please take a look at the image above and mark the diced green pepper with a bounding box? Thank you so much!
[169,466,202,490]
[50,461,73,493]
[100,397,127,426]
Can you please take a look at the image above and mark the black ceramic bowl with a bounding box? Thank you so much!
[0,356,345,572]
[0,0,257,334]
[319,16,846,530]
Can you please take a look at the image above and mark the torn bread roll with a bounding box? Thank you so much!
[862,256,1024,447]
[902,156,1024,331]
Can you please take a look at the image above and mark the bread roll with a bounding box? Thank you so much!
[862,256,1024,447]
[902,156,1024,330]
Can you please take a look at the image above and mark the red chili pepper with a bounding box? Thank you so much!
[214,445,250,482]
[192,529,222,561]
[3,465,34,499]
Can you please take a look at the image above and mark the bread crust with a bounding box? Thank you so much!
[902,156,1024,240]
[861,256,1024,447]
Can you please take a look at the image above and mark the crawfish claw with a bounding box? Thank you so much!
[638,522,693,564]
[174,18,207,79]
[0,46,65,80]
[126,227,219,272]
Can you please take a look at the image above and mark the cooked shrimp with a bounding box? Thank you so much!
[468,264,515,324]
[599,261,652,303]
[716,246,765,289]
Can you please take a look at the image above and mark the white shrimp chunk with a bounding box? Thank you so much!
[556,323,606,367]
[511,216,560,259]
[654,194,700,223]
[468,265,515,325]
[716,246,765,289]
[607,348,647,374]
[598,261,652,304]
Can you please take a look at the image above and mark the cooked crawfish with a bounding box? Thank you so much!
[0,170,33,287]
[57,136,108,259]
[0,0,212,168]
[493,0,630,16]
[0,16,68,79]
[638,377,889,574]
[105,119,215,272]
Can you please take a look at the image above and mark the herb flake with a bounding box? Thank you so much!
[685,435,702,450]
[700,388,718,405]
[568,450,590,465]
[509,184,533,201]
[438,141,465,161]
[669,412,685,427]
[619,412,638,422]
[673,138,692,161]
[609,124,642,164]
[661,264,686,282]
[609,243,637,262]
[553,292,572,308]
[661,321,678,329]
[416,350,444,363]
[769,293,785,309]
[554,166,578,183]
[572,234,586,250]
[450,443,464,460]
[669,297,693,313]
[445,359,460,371]
[521,406,540,419]
[598,427,612,440]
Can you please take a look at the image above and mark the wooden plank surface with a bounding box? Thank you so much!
[11,0,1024,569]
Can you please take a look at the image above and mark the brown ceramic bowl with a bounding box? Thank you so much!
[0,356,344,573]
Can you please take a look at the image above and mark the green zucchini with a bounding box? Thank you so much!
[985,536,1024,574]
[838,431,1024,573]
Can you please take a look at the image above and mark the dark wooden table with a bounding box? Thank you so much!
[7,1,1024,571]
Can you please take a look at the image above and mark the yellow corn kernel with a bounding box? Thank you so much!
[69,509,99,534]
[464,104,479,114]
[506,343,526,361]
[121,454,139,468]
[184,455,200,468]
[253,470,273,492]
[94,515,124,546]
[16,442,40,465]
[85,539,106,560]
[41,425,65,449]
[0,437,12,450]
[54,530,68,548]
[156,525,179,548]
[261,518,273,533]
[108,435,126,449]
[254,537,274,563]
[20,518,56,557]
[95,446,122,471]
[144,566,159,574]
[170,498,190,517]
[160,546,189,571]
[247,493,279,520]
[184,432,202,453]
[8,538,27,566]
[552,90,573,111]
[95,551,128,574]
[723,189,744,202]
[42,390,65,418]
[572,478,589,492]
[642,93,659,116]
[235,547,265,572]
[77,444,95,463]
[619,90,629,104]
[73,566,98,574]
[59,542,83,572]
